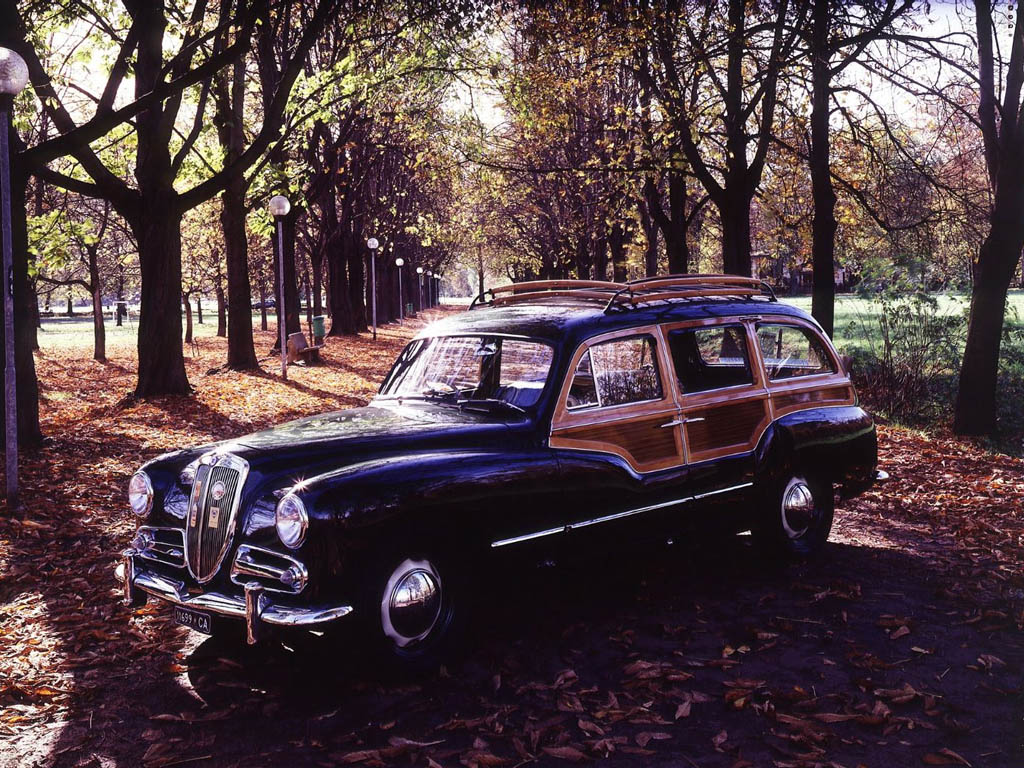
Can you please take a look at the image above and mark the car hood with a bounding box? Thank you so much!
[209,400,529,491]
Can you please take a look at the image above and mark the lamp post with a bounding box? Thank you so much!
[394,257,405,322]
[435,274,441,306]
[0,48,29,508]
[416,266,424,311]
[367,237,379,340]
[268,195,290,380]
[427,270,433,307]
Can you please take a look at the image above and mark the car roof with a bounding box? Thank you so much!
[418,296,823,350]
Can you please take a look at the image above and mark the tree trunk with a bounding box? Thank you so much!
[132,4,190,396]
[215,281,226,338]
[30,282,40,350]
[2,157,43,447]
[66,294,73,316]
[953,207,1024,434]
[348,234,367,332]
[133,206,190,395]
[215,57,259,370]
[304,265,313,327]
[116,265,125,327]
[477,245,485,296]
[809,0,838,337]
[183,292,193,346]
[667,172,689,273]
[88,248,105,362]
[310,247,323,317]
[609,222,628,282]
[221,182,257,367]
[719,189,753,277]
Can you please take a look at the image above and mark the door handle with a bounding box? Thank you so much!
[660,417,705,428]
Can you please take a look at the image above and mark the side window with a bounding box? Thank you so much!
[757,324,836,380]
[567,335,663,409]
[668,324,754,394]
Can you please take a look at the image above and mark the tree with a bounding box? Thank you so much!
[635,0,808,277]
[10,0,340,396]
[952,0,1024,435]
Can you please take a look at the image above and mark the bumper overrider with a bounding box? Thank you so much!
[118,550,353,645]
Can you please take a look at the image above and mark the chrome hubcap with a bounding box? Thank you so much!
[781,478,815,539]
[381,559,442,648]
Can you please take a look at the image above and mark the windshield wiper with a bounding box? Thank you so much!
[458,398,526,415]
[421,387,459,403]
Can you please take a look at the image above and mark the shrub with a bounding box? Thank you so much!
[843,293,966,424]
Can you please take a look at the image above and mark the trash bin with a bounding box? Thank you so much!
[311,315,326,341]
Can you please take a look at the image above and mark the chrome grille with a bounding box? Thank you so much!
[184,453,249,583]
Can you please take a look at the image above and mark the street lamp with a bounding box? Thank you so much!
[394,257,405,322]
[0,48,29,508]
[367,237,379,340]
[268,194,290,380]
[416,266,424,311]
[427,270,433,308]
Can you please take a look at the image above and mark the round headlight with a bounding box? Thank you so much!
[128,471,154,517]
[275,493,308,549]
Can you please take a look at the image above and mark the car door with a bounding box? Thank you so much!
[550,327,691,550]
[664,319,771,498]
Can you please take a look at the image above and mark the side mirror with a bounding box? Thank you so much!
[840,355,853,376]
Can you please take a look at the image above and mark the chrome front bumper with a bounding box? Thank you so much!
[118,550,353,644]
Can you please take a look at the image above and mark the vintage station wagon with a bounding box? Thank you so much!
[118,275,878,667]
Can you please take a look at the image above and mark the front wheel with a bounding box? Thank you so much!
[753,473,834,560]
[366,555,463,673]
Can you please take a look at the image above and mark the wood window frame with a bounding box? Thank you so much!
[750,319,856,419]
[550,326,683,473]
[660,316,772,464]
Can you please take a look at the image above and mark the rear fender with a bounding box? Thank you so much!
[755,406,877,494]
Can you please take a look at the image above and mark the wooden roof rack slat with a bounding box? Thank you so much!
[468,274,776,311]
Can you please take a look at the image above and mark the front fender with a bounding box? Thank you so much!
[297,449,561,588]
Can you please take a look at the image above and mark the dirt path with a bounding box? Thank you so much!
[1,314,1021,767]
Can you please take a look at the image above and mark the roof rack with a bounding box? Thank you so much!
[469,274,776,312]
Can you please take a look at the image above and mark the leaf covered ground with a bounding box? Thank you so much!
[1,311,1022,767]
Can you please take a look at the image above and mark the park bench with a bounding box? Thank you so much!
[287,331,324,365]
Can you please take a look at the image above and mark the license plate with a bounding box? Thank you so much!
[173,606,213,634]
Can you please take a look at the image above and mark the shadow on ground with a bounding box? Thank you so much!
[24,518,1024,768]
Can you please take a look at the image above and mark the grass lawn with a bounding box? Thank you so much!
[784,290,1024,354]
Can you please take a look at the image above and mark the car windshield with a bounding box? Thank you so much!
[379,335,554,410]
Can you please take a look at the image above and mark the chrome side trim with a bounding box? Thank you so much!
[693,481,753,500]
[125,558,353,631]
[567,494,697,530]
[489,482,754,547]
[490,525,565,548]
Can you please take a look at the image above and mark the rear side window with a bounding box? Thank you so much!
[668,324,753,394]
[757,324,836,380]
[567,335,663,409]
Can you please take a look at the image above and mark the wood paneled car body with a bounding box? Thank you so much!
[119,275,878,666]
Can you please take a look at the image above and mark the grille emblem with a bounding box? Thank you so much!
[211,480,227,501]
[208,505,221,528]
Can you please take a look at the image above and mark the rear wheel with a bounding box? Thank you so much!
[753,473,834,560]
